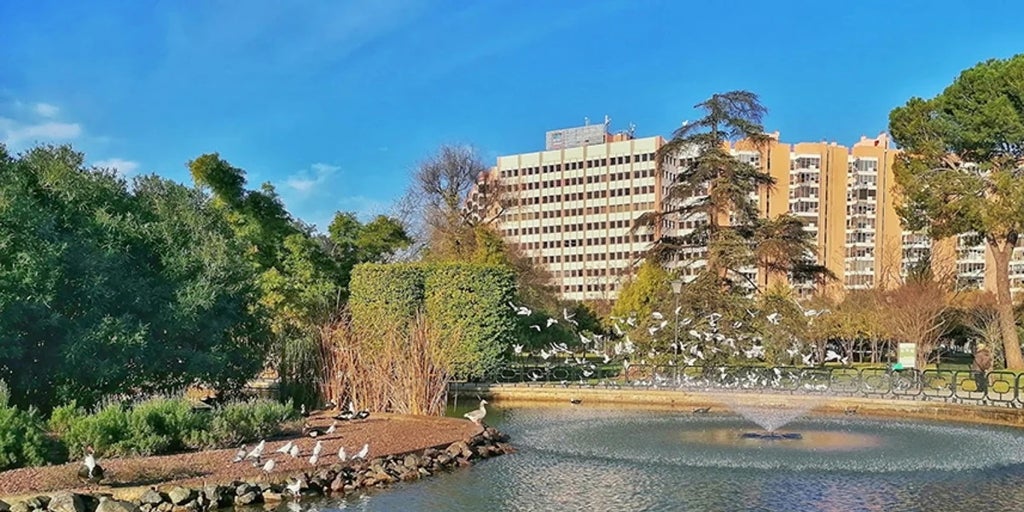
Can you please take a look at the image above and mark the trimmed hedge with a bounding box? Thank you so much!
[349,262,517,378]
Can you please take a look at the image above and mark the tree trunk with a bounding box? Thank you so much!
[990,239,1023,370]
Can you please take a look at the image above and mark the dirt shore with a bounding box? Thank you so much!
[0,413,481,501]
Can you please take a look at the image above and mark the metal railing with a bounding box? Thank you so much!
[471,363,1023,407]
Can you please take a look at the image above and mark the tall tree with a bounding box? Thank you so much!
[0,145,269,410]
[638,91,824,290]
[888,54,1024,369]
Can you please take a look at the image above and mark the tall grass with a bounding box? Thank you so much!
[330,310,458,416]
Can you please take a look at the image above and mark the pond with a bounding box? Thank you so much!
[291,401,1024,511]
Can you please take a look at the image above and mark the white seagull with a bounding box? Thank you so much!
[464,399,488,425]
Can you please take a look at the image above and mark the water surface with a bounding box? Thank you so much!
[296,402,1024,512]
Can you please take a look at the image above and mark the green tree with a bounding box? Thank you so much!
[0,145,269,410]
[888,54,1024,369]
[637,91,825,291]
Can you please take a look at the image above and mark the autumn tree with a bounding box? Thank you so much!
[889,54,1024,369]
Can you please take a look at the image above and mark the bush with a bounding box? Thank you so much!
[207,399,295,446]
[350,262,517,379]
[55,396,294,458]
[0,380,51,470]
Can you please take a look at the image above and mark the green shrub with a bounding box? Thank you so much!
[349,262,518,379]
[62,400,132,457]
[48,400,84,437]
[0,380,51,470]
[207,399,295,446]
[124,397,211,455]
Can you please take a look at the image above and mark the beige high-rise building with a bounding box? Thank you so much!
[488,123,1024,302]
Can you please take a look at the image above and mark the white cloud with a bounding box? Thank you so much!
[93,158,140,176]
[285,162,339,194]
[0,117,82,149]
[34,102,59,118]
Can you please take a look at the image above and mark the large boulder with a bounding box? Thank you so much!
[166,488,194,506]
[95,498,139,512]
[137,491,164,507]
[46,493,84,512]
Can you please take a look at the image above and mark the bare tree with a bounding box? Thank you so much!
[882,280,952,369]
[403,144,517,261]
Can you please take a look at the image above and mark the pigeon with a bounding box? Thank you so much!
[246,440,266,460]
[354,443,369,460]
[232,445,247,463]
[261,459,275,473]
[276,441,295,454]
[338,446,347,461]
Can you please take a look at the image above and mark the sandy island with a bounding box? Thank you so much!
[0,413,482,501]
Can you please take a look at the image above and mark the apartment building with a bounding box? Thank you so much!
[490,122,663,302]
[487,123,1024,301]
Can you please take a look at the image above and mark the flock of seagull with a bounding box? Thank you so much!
[231,400,372,476]
[509,301,843,385]
[76,395,492,492]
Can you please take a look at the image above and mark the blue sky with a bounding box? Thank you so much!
[1,0,1021,231]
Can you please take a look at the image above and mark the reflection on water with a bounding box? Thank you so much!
[682,428,884,452]
[279,403,1024,512]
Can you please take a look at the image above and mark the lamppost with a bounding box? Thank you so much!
[671,279,683,357]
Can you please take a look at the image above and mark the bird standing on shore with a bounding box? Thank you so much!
[78,446,104,484]
[246,440,266,460]
[464,399,488,425]
[354,443,369,460]
[232,445,247,463]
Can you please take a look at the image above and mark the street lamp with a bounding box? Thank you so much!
[671,279,683,356]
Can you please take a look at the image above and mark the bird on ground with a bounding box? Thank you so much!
[78,446,104,484]
[303,422,328,437]
[286,477,304,497]
[288,444,300,458]
[309,454,319,466]
[338,447,347,462]
[246,440,266,460]
[354,443,369,460]
[570,398,582,405]
[464,399,488,425]
[355,410,370,420]
[513,344,523,355]
[232,445,247,463]
[766,313,781,325]
[326,421,337,434]
[312,440,323,458]
[651,311,664,320]
[693,407,711,414]
[530,325,541,331]
[546,317,559,328]
[300,404,309,417]
[261,459,275,473]
[276,441,295,454]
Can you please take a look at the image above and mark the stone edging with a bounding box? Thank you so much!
[0,428,513,512]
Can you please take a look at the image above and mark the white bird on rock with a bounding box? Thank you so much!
[464,399,488,425]
[354,443,369,460]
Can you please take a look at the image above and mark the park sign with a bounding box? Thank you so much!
[898,343,917,369]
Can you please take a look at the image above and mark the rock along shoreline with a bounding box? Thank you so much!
[0,427,513,512]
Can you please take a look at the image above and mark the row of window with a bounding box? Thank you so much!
[562,283,618,294]
[539,251,643,266]
[516,236,653,253]
[499,153,658,178]
[504,168,657,190]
